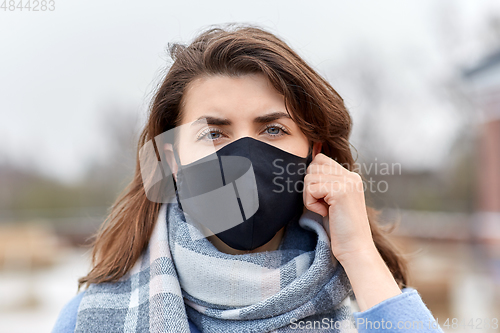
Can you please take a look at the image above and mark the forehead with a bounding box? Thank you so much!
[180,73,286,124]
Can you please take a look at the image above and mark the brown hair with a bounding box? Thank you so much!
[78,23,408,290]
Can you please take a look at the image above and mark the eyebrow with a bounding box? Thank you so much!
[191,111,292,126]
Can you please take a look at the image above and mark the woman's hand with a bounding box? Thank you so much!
[303,153,376,262]
[303,153,402,312]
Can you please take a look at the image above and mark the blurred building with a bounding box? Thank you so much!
[464,49,500,244]
[463,52,500,325]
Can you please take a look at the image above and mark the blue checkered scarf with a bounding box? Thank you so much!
[75,200,357,332]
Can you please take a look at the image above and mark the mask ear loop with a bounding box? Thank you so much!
[171,145,184,210]
[306,144,314,165]
[172,144,183,171]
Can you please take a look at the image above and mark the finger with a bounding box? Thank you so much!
[308,153,350,175]
[305,173,364,194]
[303,182,336,217]
[306,164,349,177]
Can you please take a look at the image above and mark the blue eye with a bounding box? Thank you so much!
[208,131,221,140]
[197,128,224,141]
[264,124,289,137]
[266,126,281,135]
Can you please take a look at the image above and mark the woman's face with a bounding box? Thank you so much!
[174,73,311,166]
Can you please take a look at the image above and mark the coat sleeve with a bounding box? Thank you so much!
[51,291,85,333]
[351,287,444,332]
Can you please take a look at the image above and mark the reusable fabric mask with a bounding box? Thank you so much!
[173,136,313,251]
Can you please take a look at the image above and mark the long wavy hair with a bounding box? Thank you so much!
[78,23,408,290]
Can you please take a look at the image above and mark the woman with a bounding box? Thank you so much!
[52,23,444,332]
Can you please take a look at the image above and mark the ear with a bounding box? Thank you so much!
[312,142,322,158]
[163,143,179,182]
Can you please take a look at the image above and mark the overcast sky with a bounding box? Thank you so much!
[1,0,499,183]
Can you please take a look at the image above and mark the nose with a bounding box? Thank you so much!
[227,125,266,144]
[216,134,263,151]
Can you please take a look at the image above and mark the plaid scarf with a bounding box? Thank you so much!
[75,200,358,333]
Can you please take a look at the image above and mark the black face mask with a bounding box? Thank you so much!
[173,136,313,251]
